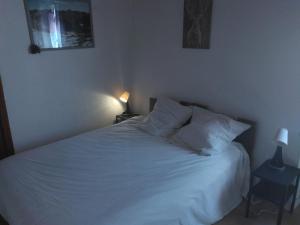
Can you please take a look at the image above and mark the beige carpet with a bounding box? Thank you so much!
[215,202,300,225]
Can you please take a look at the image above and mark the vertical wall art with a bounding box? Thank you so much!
[183,0,213,49]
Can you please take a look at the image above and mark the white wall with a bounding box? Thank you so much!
[129,0,300,167]
[2,0,299,166]
[0,0,132,151]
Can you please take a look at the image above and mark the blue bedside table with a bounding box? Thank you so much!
[245,160,300,225]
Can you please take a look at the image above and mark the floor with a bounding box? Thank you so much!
[216,202,300,225]
[1,203,299,225]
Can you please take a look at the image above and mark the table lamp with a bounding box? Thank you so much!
[119,91,130,114]
[269,128,288,170]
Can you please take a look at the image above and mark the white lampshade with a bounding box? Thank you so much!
[119,91,130,103]
[275,128,288,146]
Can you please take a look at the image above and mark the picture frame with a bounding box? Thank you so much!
[23,0,95,52]
[183,0,213,49]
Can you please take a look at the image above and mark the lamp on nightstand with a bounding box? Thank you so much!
[119,91,131,114]
[269,128,288,170]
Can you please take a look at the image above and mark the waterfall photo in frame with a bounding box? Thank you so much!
[24,0,94,51]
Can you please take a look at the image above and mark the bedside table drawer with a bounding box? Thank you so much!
[252,181,295,205]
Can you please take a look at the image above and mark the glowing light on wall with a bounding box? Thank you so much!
[92,93,123,117]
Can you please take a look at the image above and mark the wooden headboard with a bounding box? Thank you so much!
[149,98,256,163]
[0,78,14,160]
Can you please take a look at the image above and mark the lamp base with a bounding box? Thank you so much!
[268,146,285,171]
[121,102,131,115]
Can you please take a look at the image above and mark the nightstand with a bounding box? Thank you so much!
[245,160,300,225]
[115,113,140,124]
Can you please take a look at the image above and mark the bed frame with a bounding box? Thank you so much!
[149,98,256,162]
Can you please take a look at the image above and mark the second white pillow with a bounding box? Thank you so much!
[173,106,251,152]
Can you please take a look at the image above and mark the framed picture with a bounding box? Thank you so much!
[183,0,213,49]
[24,0,95,51]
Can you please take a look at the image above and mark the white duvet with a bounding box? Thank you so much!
[0,117,250,225]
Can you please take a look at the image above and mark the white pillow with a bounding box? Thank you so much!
[139,97,192,137]
[173,120,230,152]
[192,107,251,141]
[173,106,251,152]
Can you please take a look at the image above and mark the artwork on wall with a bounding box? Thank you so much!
[24,0,94,53]
[183,0,213,49]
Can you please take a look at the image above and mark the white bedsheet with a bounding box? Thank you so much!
[0,117,250,225]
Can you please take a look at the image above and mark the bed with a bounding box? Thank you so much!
[0,98,256,225]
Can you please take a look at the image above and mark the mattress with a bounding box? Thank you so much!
[0,117,250,225]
